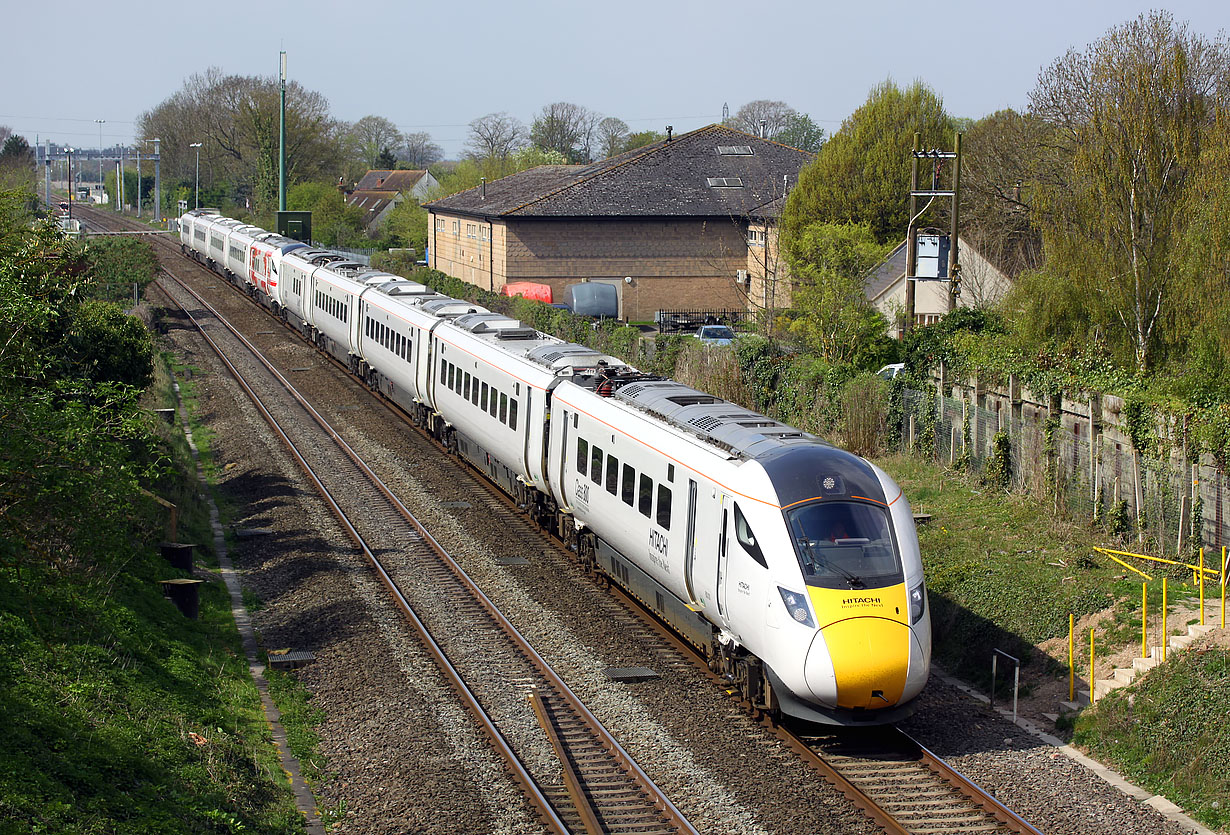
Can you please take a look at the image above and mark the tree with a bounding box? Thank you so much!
[138,68,346,214]
[619,130,664,154]
[374,146,397,169]
[287,181,365,246]
[775,113,826,153]
[465,112,526,164]
[596,117,629,159]
[959,109,1046,279]
[530,102,601,163]
[348,115,403,170]
[0,134,35,192]
[399,131,443,168]
[1028,11,1230,372]
[726,100,797,139]
[782,80,954,245]
[782,221,895,366]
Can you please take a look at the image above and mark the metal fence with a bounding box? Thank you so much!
[654,309,746,333]
[896,385,1230,556]
[313,244,378,266]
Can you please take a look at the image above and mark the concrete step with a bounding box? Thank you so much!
[1188,624,1215,638]
[1132,655,1159,673]
[1113,667,1136,685]
[1168,635,1194,651]
[1093,678,1123,700]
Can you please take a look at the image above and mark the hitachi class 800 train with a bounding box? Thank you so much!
[179,208,931,724]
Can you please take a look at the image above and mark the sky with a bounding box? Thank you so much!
[4,1,1226,159]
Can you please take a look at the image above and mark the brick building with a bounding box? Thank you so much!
[424,125,812,321]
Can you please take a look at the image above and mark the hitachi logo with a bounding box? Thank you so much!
[843,597,881,606]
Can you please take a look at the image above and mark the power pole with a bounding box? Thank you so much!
[947,132,963,313]
[153,138,161,224]
[904,132,919,337]
[95,119,105,201]
[905,132,963,328]
[278,50,287,212]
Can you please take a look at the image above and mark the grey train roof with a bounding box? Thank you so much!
[613,379,825,460]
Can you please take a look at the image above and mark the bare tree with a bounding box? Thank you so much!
[596,117,629,159]
[726,100,798,139]
[0,126,12,146]
[348,115,403,170]
[138,67,345,211]
[399,131,443,168]
[530,102,601,162]
[465,112,526,163]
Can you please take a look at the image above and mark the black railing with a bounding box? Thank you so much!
[654,308,746,333]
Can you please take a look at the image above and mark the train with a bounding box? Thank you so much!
[177,208,931,725]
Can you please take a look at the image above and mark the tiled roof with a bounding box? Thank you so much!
[864,241,908,301]
[425,125,813,219]
[346,190,398,217]
[354,169,427,192]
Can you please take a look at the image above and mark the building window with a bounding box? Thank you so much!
[452,220,460,235]
[747,229,765,246]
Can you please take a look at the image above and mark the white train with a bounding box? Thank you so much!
[179,208,931,725]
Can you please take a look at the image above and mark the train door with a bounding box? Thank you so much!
[683,479,699,605]
[689,487,730,626]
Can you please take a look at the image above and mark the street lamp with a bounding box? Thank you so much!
[190,142,202,209]
[95,119,104,202]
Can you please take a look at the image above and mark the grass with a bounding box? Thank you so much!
[1074,645,1230,830]
[880,451,1230,828]
[879,453,1124,678]
[0,350,310,833]
[0,527,306,834]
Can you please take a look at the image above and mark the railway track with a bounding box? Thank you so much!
[123,236,698,832]
[78,203,1045,834]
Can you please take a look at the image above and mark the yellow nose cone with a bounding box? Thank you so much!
[820,616,909,709]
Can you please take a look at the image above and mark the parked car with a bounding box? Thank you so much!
[877,363,905,380]
[692,324,737,346]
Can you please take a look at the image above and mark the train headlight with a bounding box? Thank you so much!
[909,581,927,624]
[778,587,814,628]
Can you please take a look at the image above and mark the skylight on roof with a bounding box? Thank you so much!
[707,177,744,188]
[717,145,753,155]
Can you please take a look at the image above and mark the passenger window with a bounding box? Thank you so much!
[638,474,652,517]
[621,464,635,505]
[509,398,518,429]
[577,438,588,475]
[499,393,508,424]
[481,382,489,411]
[489,388,499,417]
[440,361,447,384]
[590,445,603,485]
[657,485,672,530]
[734,503,767,568]
[606,455,618,495]
[471,378,480,405]
[464,373,471,399]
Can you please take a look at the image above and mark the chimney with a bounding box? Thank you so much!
[377,177,384,188]
[481,177,486,199]
[666,125,673,142]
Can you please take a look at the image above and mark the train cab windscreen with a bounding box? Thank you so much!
[786,501,902,590]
